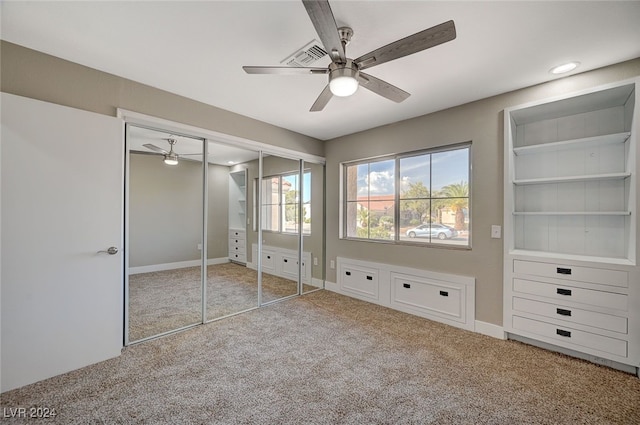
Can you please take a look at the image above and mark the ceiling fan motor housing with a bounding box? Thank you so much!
[329,59,359,96]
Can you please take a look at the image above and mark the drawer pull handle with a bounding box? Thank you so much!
[439,291,449,297]
[556,288,572,296]
[345,271,351,276]
[366,276,373,281]
[284,259,288,263]
[403,283,411,289]
[556,267,572,275]
[267,256,271,259]
[556,329,571,338]
[556,308,572,317]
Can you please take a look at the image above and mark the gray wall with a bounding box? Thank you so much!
[0,41,324,158]
[129,154,229,267]
[325,58,640,326]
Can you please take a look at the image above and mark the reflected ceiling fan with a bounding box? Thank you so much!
[243,0,456,111]
[143,138,201,166]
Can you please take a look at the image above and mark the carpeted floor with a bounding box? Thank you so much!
[2,290,639,424]
[129,262,315,341]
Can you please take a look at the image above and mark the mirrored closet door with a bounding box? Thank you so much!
[258,155,304,303]
[206,141,260,321]
[126,125,204,342]
[125,122,325,344]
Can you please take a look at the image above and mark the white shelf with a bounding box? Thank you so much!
[513,172,631,186]
[514,211,631,216]
[513,132,630,156]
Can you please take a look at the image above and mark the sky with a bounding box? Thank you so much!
[356,147,469,196]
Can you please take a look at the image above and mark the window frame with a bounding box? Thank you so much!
[258,170,311,236]
[340,142,471,249]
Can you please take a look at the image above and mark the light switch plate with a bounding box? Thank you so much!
[491,225,501,239]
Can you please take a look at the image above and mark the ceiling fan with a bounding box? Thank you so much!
[143,138,201,165]
[243,0,456,111]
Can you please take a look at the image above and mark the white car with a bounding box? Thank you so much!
[406,223,457,240]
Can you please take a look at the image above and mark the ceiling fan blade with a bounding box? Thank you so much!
[143,143,169,155]
[302,0,346,64]
[243,66,328,75]
[354,20,456,71]
[310,85,333,112]
[358,73,410,103]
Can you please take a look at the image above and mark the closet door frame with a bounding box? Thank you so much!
[118,110,325,346]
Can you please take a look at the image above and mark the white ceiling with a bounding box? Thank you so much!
[2,1,639,141]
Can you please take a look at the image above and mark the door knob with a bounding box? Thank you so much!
[98,246,119,255]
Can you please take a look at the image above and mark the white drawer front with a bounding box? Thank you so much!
[513,278,627,311]
[229,229,245,239]
[391,274,463,320]
[513,260,628,288]
[339,264,379,300]
[228,244,245,256]
[261,251,276,273]
[512,297,627,334]
[512,315,627,357]
[229,252,246,263]
[228,237,246,248]
[280,253,300,279]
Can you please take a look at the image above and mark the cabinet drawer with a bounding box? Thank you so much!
[228,244,245,254]
[229,252,246,263]
[391,274,462,320]
[339,264,378,300]
[513,260,628,288]
[512,297,627,334]
[261,251,276,273]
[228,237,246,248]
[512,315,627,357]
[280,253,301,279]
[513,278,627,311]
[228,229,245,239]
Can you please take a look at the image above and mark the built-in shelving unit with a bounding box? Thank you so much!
[229,169,247,264]
[503,79,639,375]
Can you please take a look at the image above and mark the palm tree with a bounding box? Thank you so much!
[440,181,468,231]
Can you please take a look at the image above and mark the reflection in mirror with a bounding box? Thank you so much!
[256,155,302,303]
[303,161,324,293]
[126,125,203,342]
[206,141,259,321]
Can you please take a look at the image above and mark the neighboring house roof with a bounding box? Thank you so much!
[357,195,395,212]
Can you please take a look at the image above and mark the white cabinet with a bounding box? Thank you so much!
[251,244,311,283]
[336,257,476,332]
[228,229,246,264]
[503,79,639,373]
[228,169,247,264]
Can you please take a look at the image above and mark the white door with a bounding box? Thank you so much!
[1,93,123,392]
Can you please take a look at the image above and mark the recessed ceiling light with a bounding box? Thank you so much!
[550,62,580,75]
[227,161,235,164]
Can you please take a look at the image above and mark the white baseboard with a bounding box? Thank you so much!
[310,278,324,288]
[129,257,229,275]
[324,280,339,292]
[475,320,506,339]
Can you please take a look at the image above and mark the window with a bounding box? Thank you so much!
[343,144,470,247]
[260,171,311,235]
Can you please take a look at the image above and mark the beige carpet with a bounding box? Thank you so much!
[129,262,315,341]
[2,290,639,424]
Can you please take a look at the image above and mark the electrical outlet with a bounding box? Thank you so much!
[491,225,501,239]
[197,243,202,251]
[313,257,318,266]
[330,260,335,269]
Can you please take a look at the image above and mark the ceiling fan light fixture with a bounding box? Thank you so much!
[163,153,179,165]
[329,60,359,97]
